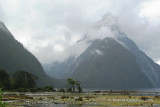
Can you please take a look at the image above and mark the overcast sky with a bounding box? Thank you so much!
[0,0,160,64]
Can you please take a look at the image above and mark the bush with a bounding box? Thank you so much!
[94,91,100,93]
[154,96,160,98]
[140,96,148,101]
[66,87,72,92]
[29,88,37,92]
[75,97,83,101]
[39,86,55,92]
[61,95,68,99]
[16,88,28,92]
[0,89,6,107]
[58,88,65,92]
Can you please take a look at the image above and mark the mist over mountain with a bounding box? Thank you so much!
[71,37,153,88]
[43,56,75,79]
[44,14,160,89]
[0,21,54,87]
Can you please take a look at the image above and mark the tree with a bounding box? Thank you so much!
[75,81,82,93]
[0,70,11,90]
[66,78,82,93]
[66,78,76,92]
[13,71,38,88]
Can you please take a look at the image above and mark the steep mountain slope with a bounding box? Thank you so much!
[43,56,75,79]
[68,14,160,88]
[117,36,160,87]
[0,22,54,87]
[71,37,153,88]
[43,14,160,89]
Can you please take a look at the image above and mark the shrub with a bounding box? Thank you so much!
[43,86,54,92]
[61,95,67,99]
[29,88,37,92]
[94,91,100,93]
[66,87,72,92]
[0,89,6,107]
[140,96,148,101]
[16,88,28,92]
[75,97,83,101]
[154,96,160,98]
[58,88,65,92]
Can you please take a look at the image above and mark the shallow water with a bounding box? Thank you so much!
[26,104,96,107]
[83,88,160,92]
[26,104,160,107]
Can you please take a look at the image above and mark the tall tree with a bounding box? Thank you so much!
[66,78,82,92]
[13,71,38,88]
[0,70,11,90]
[75,81,82,93]
[66,78,76,92]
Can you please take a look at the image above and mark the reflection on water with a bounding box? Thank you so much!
[83,88,160,92]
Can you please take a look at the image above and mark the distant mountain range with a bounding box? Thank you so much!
[1,14,160,89]
[44,14,160,89]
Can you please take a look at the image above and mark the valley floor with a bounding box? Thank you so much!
[2,91,160,107]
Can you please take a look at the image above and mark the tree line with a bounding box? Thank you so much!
[0,70,37,90]
[0,70,82,93]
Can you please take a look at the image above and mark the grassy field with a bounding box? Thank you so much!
[2,91,160,107]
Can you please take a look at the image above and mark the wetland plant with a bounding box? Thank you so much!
[0,88,6,107]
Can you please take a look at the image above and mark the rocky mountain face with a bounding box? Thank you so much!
[117,36,160,87]
[69,14,160,88]
[43,56,75,79]
[70,37,153,88]
[44,14,160,89]
[0,22,54,87]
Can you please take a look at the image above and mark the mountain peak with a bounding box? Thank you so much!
[83,13,126,43]
[97,13,118,27]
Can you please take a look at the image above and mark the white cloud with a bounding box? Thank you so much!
[139,0,160,22]
[156,61,160,65]
[0,0,160,64]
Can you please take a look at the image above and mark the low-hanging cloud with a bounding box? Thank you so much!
[0,0,160,64]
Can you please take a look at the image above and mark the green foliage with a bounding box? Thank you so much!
[140,96,149,101]
[66,78,82,93]
[75,81,82,93]
[75,97,83,101]
[58,88,65,92]
[0,88,6,107]
[16,88,29,92]
[0,70,11,90]
[0,28,54,87]
[41,86,55,92]
[66,87,72,92]
[60,95,69,99]
[66,78,76,92]
[10,86,55,92]
[13,71,38,88]
[154,96,160,98]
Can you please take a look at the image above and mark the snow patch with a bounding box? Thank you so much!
[95,49,103,55]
